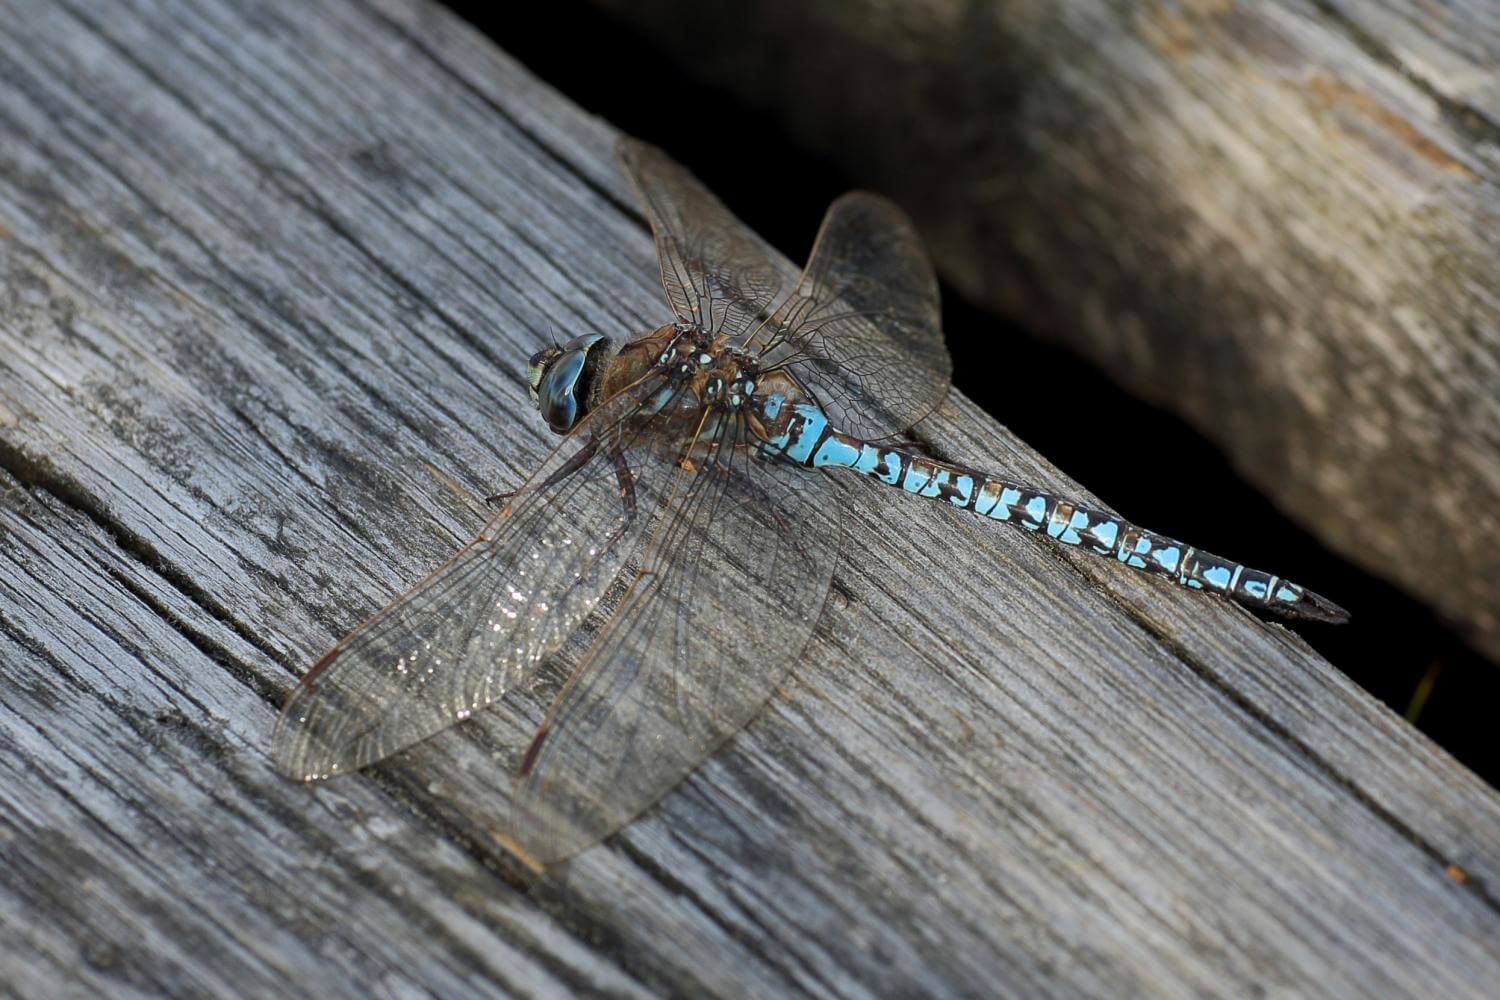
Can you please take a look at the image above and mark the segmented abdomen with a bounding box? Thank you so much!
[765,400,1346,623]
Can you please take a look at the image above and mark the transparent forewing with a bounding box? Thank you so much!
[756,192,950,439]
[618,137,789,340]
[510,418,843,863]
[271,374,683,781]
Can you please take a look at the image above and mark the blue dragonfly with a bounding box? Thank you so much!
[272,138,1347,865]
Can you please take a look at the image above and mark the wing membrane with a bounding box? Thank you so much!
[619,138,949,440]
[618,138,789,340]
[509,417,843,863]
[755,192,950,439]
[272,374,684,780]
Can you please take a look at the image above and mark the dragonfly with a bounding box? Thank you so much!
[272,137,1348,866]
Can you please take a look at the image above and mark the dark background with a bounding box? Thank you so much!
[450,2,1500,786]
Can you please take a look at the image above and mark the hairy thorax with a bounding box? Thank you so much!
[603,324,806,447]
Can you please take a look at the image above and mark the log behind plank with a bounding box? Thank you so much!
[1,0,1499,995]
[591,0,1500,666]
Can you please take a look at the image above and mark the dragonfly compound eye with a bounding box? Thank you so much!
[532,332,608,434]
[703,376,724,400]
[525,347,563,407]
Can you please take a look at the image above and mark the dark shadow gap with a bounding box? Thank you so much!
[454,1,1500,788]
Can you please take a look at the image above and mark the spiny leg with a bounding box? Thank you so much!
[485,439,602,508]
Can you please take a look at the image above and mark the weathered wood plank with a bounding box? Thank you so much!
[1,0,1498,996]
[0,473,649,998]
[589,0,1500,666]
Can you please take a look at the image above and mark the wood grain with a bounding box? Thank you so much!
[590,0,1500,666]
[1,1,1497,995]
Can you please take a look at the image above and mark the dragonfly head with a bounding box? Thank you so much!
[526,332,610,434]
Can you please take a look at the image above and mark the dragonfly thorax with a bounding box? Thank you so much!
[652,328,764,412]
[700,354,760,412]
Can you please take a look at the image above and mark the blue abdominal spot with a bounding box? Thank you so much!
[1202,565,1232,589]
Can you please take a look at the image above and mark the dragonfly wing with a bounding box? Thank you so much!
[618,137,789,340]
[272,373,684,781]
[509,417,843,863]
[758,192,950,440]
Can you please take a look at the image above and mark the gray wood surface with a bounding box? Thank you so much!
[1,1,1498,996]
[592,0,1500,666]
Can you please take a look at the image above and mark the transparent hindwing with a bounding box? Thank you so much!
[619,138,951,440]
[508,413,843,863]
[271,373,686,781]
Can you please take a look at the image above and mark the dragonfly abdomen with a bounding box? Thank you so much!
[764,400,1347,624]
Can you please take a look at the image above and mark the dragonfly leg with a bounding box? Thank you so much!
[484,488,518,507]
[584,444,640,556]
[486,440,602,507]
[610,443,638,513]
